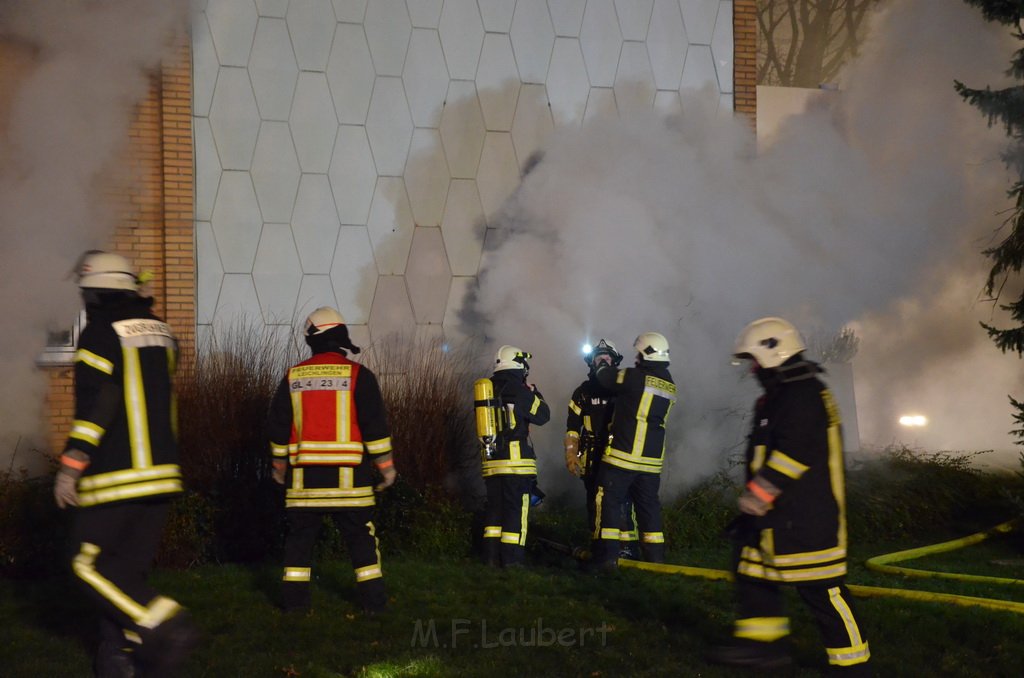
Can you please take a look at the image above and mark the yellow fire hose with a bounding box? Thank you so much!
[618,519,1024,615]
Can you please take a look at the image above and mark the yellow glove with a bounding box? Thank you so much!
[564,434,580,476]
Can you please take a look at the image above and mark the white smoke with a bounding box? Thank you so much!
[463,0,1017,496]
[0,1,190,473]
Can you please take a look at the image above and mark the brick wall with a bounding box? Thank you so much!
[734,0,757,124]
[44,40,195,454]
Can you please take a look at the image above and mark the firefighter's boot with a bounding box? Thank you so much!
[706,639,792,670]
[136,611,200,678]
[94,641,136,678]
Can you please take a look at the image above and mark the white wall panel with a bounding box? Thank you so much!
[679,0,719,45]
[333,0,367,23]
[366,77,413,176]
[479,0,515,33]
[214,274,263,327]
[440,81,486,179]
[547,0,586,37]
[330,226,377,323]
[253,224,303,323]
[287,0,337,71]
[405,128,450,227]
[206,0,258,67]
[406,0,443,28]
[210,171,263,273]
[476,34,521,132]
[406,227,452,323]
[647,0,687,90]
[366,177,415,274]
[290,73,338,173]
[364,0,411,76]
[250,19,299,121]
[615,0,653,41]
[327,23,375,125]
[441,179,486,276]
[291,174,341,273]
[209,67,260,170]
[195,0,733,341]
[438,0,484,81]
[547,37,590,128]
[251,122,300,223]
[329,125,378,224]
[403,29,450,128]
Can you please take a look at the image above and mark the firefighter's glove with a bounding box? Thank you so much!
[54,449,90,509]
[738,476,779,517]
[374,456,397,492]
[271,460,287,485]
[564,434,581,476]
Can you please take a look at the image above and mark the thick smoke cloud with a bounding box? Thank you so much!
[463,0,1017,496]
[0,0,189,472]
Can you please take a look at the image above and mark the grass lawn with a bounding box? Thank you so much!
[3,540,1024,678]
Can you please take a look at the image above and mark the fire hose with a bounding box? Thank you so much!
[543,520,1024,615]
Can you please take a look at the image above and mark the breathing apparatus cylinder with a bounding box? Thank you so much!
[474,378,501,459]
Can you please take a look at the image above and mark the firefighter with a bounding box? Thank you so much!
[54,250,198,678]
[708,317,870,674]
[564,339,639,558]
[589,332,676,568]
[479,345,550,567]
[268,307,396,614]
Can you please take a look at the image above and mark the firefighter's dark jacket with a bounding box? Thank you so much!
[566,377,616,475]
[594,360,676,473]
[64,296,182,507]
[268,350,392,510]
[481,369,550,477]
[738,358,849,584]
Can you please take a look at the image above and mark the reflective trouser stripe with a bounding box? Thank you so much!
[592,486,605,539]
[641,532,664,543]
[72,542,180,628]
[283,567,311,582]
[355,564,382,582]
[501,532,521,544]
[826,586,869,665]
[484,525,501,539]
[734,616,791,642]
[600,528,621,540]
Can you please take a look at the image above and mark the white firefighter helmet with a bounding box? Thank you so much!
[732,317,806,369]
[634,332,670,362]
[494,345,531,372]
[74,251,138,291]
[305,306,346,336]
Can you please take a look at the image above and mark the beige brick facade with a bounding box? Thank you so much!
[734,0,758,123]
[44,40,195,455]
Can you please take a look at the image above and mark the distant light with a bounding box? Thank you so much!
[899,415,928,427]
[582,343,592,355]
[441,343,450,353]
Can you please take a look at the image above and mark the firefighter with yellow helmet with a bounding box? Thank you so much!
[589,332,676,568]
[268,307,396,614]
[709,317,870,674]
[475,345,550,567]
[55,251,198,677]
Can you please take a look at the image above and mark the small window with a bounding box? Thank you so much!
[37,310,86,366]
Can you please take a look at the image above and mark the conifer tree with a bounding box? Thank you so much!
[956,1,1024,443]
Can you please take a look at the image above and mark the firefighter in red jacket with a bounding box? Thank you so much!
[479,345,550,567]
[709,317,870,674]
[564,339,639,558]
[589,332,676,568]
[54,251,198,678]
[268,307,396,614]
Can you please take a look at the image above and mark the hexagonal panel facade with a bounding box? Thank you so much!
[193,0,733,342]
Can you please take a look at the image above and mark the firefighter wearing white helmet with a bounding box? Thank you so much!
[709,317,870,674]
[564,340,639,558]
[478,344,550,567]
[588,331,677,569]
[268,306,395,613]
[57,250,198,676]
